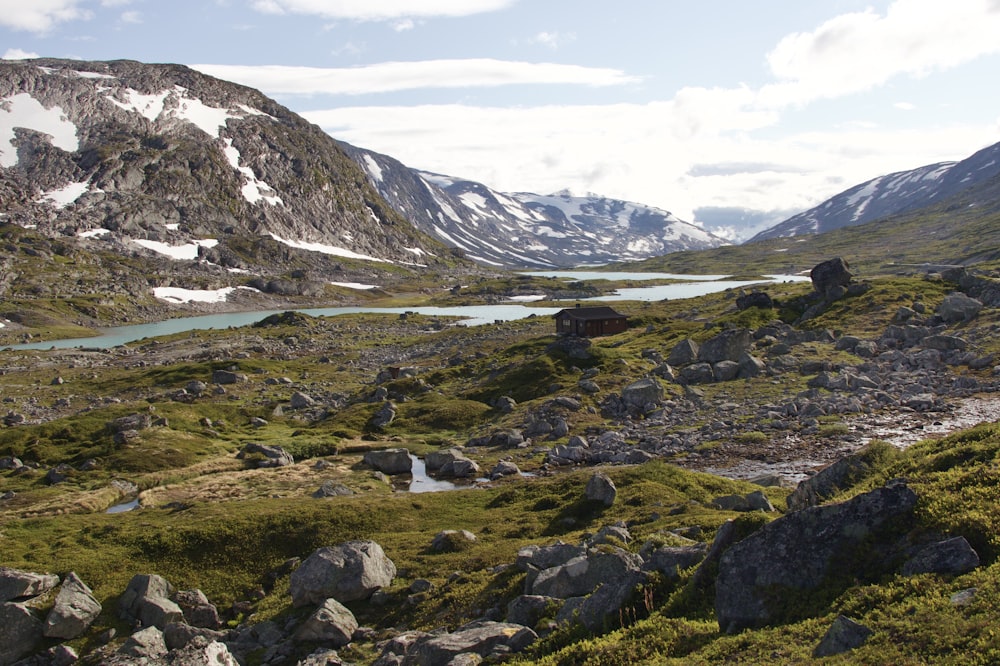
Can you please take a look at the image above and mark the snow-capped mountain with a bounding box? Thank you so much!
[0,58,447,282]
[749,141,1000,242]
[339,143,729,268]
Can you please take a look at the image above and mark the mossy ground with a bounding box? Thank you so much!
[1,271,999,663]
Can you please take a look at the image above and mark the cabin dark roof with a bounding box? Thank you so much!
[553,306,627,321]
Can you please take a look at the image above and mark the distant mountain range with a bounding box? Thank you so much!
[748,141,1000,243]
[1,56,998,290]
[338,143,729,268]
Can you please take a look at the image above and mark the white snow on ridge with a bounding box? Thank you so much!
[0,93,79,167]
[268,233,387,262]
[153,285,257,304]
[78,228,110,238]
[363,154,384,183]
[107,88,171,122]
[330,281,378,290]
[222,138,283,206]
[39,181,89,208]
[134,238,219,260]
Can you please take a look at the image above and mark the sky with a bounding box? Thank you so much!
[2,0,1000,241]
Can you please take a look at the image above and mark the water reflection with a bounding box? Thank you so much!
[398,454,463,493]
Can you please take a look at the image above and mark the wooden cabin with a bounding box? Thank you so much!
[554,305,628,337]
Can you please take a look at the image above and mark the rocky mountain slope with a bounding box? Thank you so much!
[749,140,1000,242]
[0,58,454,299]
[339,143,729,268]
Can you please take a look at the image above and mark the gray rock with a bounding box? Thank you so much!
[118,625,168,658]
[716,484,918,633]
[370,401,397,429]
[585,472,617,507]
[363,448,412,475]
[313,480,354,498]
[737,352,766,378]
[440,457,480,478]
[118,573,184,629]
[745,490,775,512]
[237,442,294,468]
[515,542,586,573]
[489,429,525,448]
[667,338,700,366]
[586,523,631,546]
[530,548,642,599]
[506,595,562,628]
[786,448,877,511]
[494,396,517,413]
[0,568,60,602]
[295,597,358,646]
[937,292,982,323]
[621,378,663,410]
[431,530,477,552]
[290,541,396,607]
[425,448,467,471]
[712,360,740,382]
[43,572,102,639]
[810,257,853,299]
[923,334,968,351]
[736,292,773,310]
[813,615,873,657]
[711,494,749,511]
[554,569,647,632]
[212,369,247,385]
[902,536,980,576]
[680,362,715,384]
[290,391,316,408]
[489,460,521,479]
[577,379,600,394]
[698,329,752,364]
[641,543,709,579]
[407,621,537,665]
[163,622,227,651]
[166,636,239,666]
[174,588,221,629]
[0,602,43,666]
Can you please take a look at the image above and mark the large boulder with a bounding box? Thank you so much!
[530,548,642,599]
[667,339,699,366]
[937,292,983,323]
[295,598,358,646]
[620,378,663,410]
[290,540,396,607]
[698,329,752,364]
[236,442,294,468]
[118,625,168,659]
[0,568,60,602]
[902,536,980,576]
[118,574,184,629]
[363,448,412,475]
[810,257,853,300]
[715,483,918,633]
[585,472,617,507]
[43,572,102,639]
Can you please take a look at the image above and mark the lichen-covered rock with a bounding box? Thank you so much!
[715,483,917,633]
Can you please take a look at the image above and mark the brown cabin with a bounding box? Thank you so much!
[554,305,628,337]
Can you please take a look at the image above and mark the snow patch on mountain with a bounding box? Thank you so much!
[0,93,79,167]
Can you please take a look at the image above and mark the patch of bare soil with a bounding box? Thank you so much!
[688,394,1000,483]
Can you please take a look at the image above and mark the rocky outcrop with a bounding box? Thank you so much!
[0,602,44,666]
[118,574,184,629]
[386,620,537,665]
[0,568,60,602]
[43,572,101,639]
[715,483,918,633]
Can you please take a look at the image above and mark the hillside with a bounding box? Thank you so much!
[1,262,1000,664]
[616,173,1000,277]
[0,58,467,324]
[749,140,1000,242]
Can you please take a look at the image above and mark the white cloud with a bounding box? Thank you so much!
[530,31,575,50]
[392,18,416,31]
[119,10,142,23]
[101,0,133,6]
[894,101,916,111]
[0,0,92,32]
[194,59,641,95]
[759,0,1000,108]
[248,0,516,21]
[2,48,39,60]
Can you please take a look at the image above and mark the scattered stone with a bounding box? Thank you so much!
[667,339,700,366]
[363,448,412,475]
[118,574,184,629]
[174,588,221,629]
[290,391,316,408]
[405,621,537,665]
[370,401,397,429]
[937,292,982,323]
[431,530,477,552]
[313,481,354,498]
[237,442,294,468]
[212,369,247,385]
[585,471,617,507]
[0,602,44,665]
[810,257,853,300]
[813,615,873,657]
[736,292,773,311]
[902,536,980,576]
[118,625,168,659]
[950,588,977,607]
[698,329,752,364]
[489,460,521,479]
